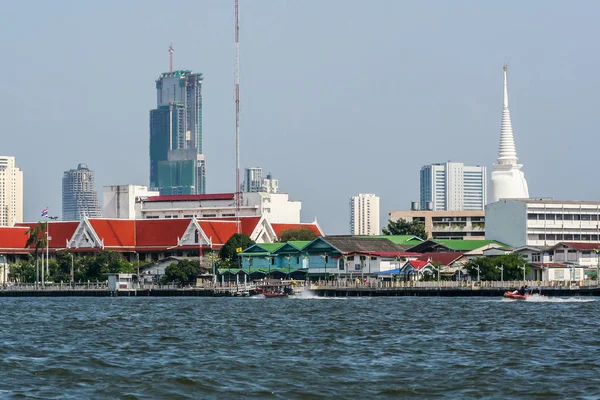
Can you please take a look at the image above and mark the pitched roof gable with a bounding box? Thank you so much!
[416,252,465,266]
[88,219,134,248]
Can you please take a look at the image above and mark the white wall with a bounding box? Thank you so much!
[104,185,160,219]
[485,200,527,246]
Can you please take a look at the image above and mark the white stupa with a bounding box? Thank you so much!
[489,65,529,203]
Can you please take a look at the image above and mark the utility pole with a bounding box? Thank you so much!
[234,0,241,234]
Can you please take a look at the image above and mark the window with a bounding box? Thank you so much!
[564,214,573,221]
[347,256,355,261]
[555,270,564,280]
[528,213,537,220]
[532,253,541,262]
[202,214,217,218]
[371,257,377,260]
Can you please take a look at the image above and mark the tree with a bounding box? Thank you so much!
[382,218,427,239]
[219,234,255,268]
[161,260,201,285]
[278,228,318,242]
[463,254,528,281]
[25,222,47,282]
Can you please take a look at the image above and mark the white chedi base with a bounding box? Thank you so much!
[489,167,529,203]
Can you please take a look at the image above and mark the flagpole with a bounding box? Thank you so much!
[46,212,50,277]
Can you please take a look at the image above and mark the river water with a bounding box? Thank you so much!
[0,294,598,399]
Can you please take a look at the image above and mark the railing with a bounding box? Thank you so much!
[309,279,600,290]
[2,282,108,291]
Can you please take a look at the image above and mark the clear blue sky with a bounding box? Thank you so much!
[1,0,599,234]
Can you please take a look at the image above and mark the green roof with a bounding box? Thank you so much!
[240,243,284,255]
[433,240,507,251]
[258,243,285,252]
[357,235,425,245]
[286,241,311,250]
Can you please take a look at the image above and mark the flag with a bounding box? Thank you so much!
[235,247,243,253]
[41,208,48,217]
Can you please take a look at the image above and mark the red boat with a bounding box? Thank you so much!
[262,291,288,298]
[255,279,295,298]
[503,291,530,300]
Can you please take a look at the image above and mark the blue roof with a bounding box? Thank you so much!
[375,268,404,275]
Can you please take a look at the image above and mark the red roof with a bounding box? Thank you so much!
[0,227,30,251]
[198,216,262,237]
[88,219,135,248]
[271,223,323,237]
[198,220,239,246]
[143,193,235,202]
[407,259,429,270]
[15,221,79,250]
[135,219,190,247]
[417,252,464,266]
[558,242,600,251]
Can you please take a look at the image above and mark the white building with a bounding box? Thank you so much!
[0,156,23,227]
[489,66,529,203]
[243,167,263,193]
[260,173,279,194]
[103,185,160,219]
[486,199,600,247]
[350,193,380,235]
[388,209,485,240]
[138,192,301,223]
[420,162,486,211]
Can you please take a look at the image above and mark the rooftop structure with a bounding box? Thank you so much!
[489,66,529,203]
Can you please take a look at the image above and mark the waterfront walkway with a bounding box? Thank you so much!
[0,280,598,297]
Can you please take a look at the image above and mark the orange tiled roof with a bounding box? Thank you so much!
[271,223,323,237]
[0,227,30,251]
[88,219,135,248]
[135,219,190,247]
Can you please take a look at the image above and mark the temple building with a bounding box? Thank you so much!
[489,66,529,203]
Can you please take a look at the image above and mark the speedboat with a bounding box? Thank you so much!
[503,292,530,300]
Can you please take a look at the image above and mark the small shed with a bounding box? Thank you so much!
[107,273,134,291]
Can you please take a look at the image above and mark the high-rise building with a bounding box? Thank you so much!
[62,163,102,221]
[103,185,160,219]
[0,156,23,226]
[350,193,380,235]
[243,167,263,193]
[150,69,205,195]
[260,173,279,194]
[489,65,529,203]
[420,162,487,211]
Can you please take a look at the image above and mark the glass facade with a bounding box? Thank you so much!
[149,70,205,195]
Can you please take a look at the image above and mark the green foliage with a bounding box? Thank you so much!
[161,260,200,285]
[277,228,318,242]
[382,218,427,239]
[8,260,35,283]
[219,234,255,267]
[463,254,528,281]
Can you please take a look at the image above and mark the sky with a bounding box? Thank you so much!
[1,0,600,234]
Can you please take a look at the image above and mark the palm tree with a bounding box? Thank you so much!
[25,222,47,286]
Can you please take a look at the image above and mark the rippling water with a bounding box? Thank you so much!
[0,294,598,399]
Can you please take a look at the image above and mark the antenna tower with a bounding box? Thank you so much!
[234,0,241,233]
[169,43,174,73]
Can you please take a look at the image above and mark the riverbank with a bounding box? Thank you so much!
[1,285,599,297]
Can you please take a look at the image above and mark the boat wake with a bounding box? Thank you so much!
[524,296,595,303]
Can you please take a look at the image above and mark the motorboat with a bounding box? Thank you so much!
[255,279,297,298]
[503,292,530,300]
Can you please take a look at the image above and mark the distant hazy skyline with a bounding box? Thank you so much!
[1,0,599,233]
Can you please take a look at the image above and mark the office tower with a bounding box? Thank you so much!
[420,162,487,211]
[489,65,529,203]
[0,156,23,226]
[62,163,102,221]
[260,173,279,194]
[243,167,263,193]
[150,68,205,195]
[350,193,380,235]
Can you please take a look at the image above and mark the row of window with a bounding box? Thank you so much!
[528,233,600,241]
[528,213,600,221]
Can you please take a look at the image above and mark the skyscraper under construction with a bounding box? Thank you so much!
[149,60,206,195]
